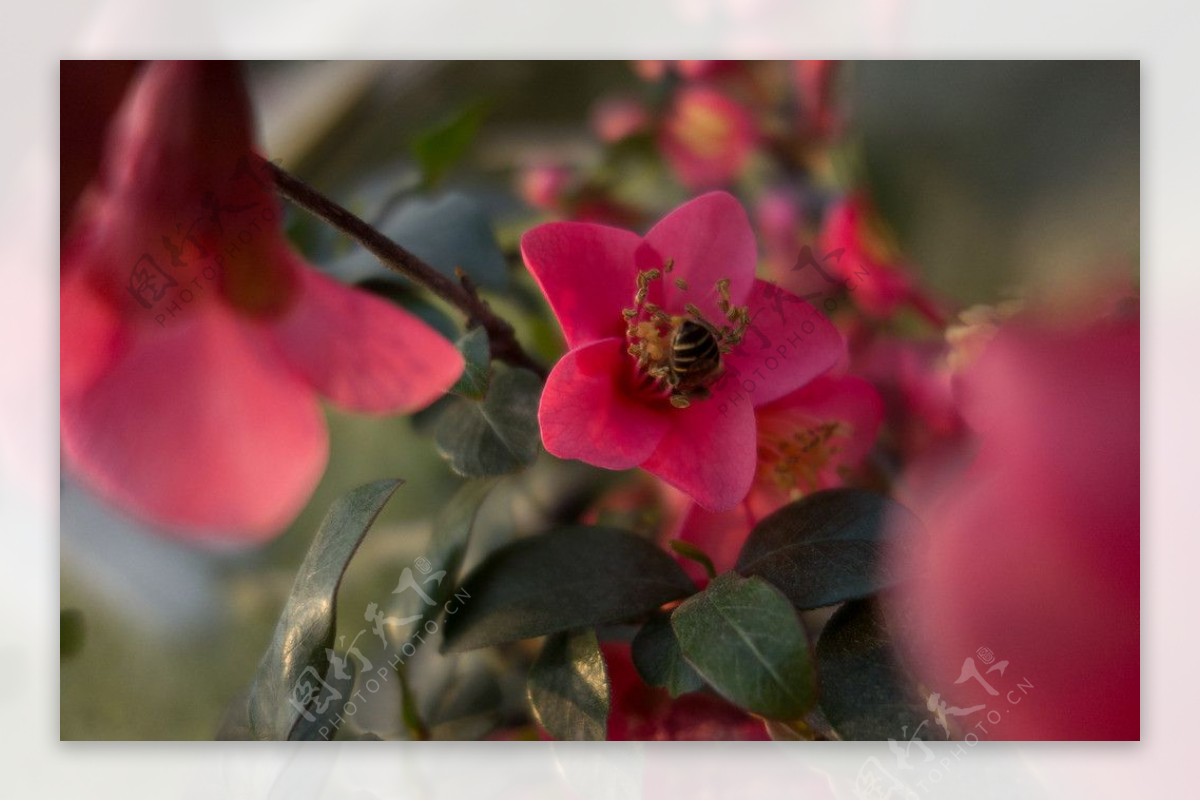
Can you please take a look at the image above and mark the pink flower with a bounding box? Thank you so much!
[819,194,915,318]
[672,374,883,583]
[517,163,573,211]
[792,60,841,139]
[603,642,768,740]
[60,61,463,541]
[590,96,651,143]
[887,315,1139,739]
[633,60,735,82]
[659,86,758,189]
[522,192,843,511]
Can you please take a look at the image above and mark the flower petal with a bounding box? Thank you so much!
[539,338,672,470]
[640,396,756,511]
[520,221,645,348]
[643,191,757,320]
[719,279,844,407]
[268,263,464,414]
[61,306,327,540]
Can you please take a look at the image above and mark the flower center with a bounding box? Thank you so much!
[622,261,750,409]
[757,418,853,498]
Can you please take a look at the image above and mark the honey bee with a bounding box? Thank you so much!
[655,317,725,407]
[626,264,750,409]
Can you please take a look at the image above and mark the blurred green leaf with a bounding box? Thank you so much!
[451,327,491,399]
[60,608,85,660]
[815,599,944,742]
[411,103,487,188]
[671,573,816,721]
[668,539,716,580]
[441,525,696,653]
[323,192,509,291]
[735,489,920,610]
[392,478,498,642]
[435,366,541,478]
[245,479,401,740]
[528,629,609,741]
[631,613,705,697]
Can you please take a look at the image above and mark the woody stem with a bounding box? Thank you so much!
[261,157,547,379]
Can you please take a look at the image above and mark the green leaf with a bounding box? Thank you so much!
[435,366,541,477]
[441,525,696,653]
[735,489,921,610]
[60,608,85,660]
[411,103,487,188]
[528,630,610,741]
[671,573,816,720]
[815,599,945,742]
[450,327,491,399]
[668,539,716,580]
[631,613,705,697]
[245,479,402,740]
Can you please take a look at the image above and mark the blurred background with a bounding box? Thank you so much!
[60,60,1138,739]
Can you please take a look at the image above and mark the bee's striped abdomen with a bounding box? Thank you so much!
[672,320,720,365]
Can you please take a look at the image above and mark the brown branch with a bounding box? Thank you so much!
[261,157,547,379]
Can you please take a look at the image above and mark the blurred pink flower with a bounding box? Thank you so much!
[603,642,768,740]
[633,60,735,82]
[672,374,883,583]
[659,85,758,189]
[522,192,842,511]
[60,61,463,542]
[819,194,916,318]
[857,336,964,464]
[517,163,573,211]
[888,316,1139,739]
[793,60,841,139]
[591,96,651,143]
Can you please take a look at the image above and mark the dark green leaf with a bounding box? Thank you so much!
[450,327,491,399]
[671,573,816,720]
[441,526,695,653]
[435,367,541,477]
[816,599,945,741]
[528,630,609,741]
[735,489,921,610]
[246,479,402,740]
[631,613,705,697]
[411,103,487,188]
[60,608,85,660]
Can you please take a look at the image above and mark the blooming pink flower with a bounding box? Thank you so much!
[523,192,843,511]
[887,315,1139,739]
[603,642,768,740]
[60,61,463,541]
[672,374,883,583]
[818,194,915,318]
[659,86,758,189]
